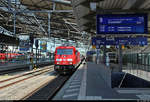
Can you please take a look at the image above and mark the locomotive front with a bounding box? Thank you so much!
[54,46,77,74]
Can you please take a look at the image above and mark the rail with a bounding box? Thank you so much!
[0,65,54,90]
[21,59,84,100]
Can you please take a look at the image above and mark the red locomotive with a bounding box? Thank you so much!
[0,53,23,61]
[0,53,6,60]
[54,46,80,74]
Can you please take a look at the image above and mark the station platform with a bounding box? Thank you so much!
[0,61,53,72]
[53,62,150,100]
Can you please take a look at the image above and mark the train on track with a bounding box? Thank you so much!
[54,46,81,74]
[0,53,23,61]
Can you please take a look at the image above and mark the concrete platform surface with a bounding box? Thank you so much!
[53,62,150,100]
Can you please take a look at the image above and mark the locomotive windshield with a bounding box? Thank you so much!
[57,49,73,55]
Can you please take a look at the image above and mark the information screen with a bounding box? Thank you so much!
[96,14,148,34]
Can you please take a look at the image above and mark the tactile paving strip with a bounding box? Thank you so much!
[62,66,84,100]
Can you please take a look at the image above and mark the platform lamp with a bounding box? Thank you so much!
[122,45,125,49]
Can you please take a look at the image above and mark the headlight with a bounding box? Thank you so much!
[57,62,60,64]
[67,59,72,61]
[69,62,72,64]
[56,59,62,61]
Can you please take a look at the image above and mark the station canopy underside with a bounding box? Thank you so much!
[0,0,90,45]
[71,0,150,52]
[0,0,150,52]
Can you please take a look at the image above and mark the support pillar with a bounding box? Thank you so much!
[48,13,51,38]
[96,49,100,64]
[103,45,106,64]
[35,47,37,69]
[13,12,16,37]
[8,0,11,12]
[119,45,122,72]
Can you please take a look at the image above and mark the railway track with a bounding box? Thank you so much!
[0,68,28,75]
[0,62,53,75]
[0,65,54,90]
[22,61,84,100]
[22,75,70,100]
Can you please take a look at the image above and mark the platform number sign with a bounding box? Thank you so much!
[92,37,147,46]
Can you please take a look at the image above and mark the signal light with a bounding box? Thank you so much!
[122,45,125,49]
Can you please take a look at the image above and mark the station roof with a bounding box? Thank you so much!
[71,0,150,52]
[72,0,150,34]
[0,0,90,46]
[0,0,150,52]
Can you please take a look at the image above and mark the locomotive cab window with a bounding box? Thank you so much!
[57,49,73,55]
[75,51,78,55]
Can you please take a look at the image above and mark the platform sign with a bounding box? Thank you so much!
[116,37,148,45]
[105,37,116,45]
[86,51,96,55]
[40,41,47,52]
[92,37,105,45]
[130,37,147,45]
[92,37,116,45]
[96,14,148,34]
[115,37,130,45]
[92,37,147,46]
[19,40,30,51]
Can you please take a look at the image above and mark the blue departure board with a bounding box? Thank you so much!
[96,14,148,34]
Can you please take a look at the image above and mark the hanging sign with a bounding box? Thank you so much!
[96,14,148,34]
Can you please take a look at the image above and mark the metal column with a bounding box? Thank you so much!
[35,40,38,68]
[13,12,16,36]
[54,38,55,48]
[29,35,34,70]
[13,0,17,37]
[119,45,123,72]
[96,49,100,64]
[31,43,34,70]
[48,13,51,38]
[8,0,11,11]
[103,45,106,64]
[36,46,37,68]
[38,49,39,63]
